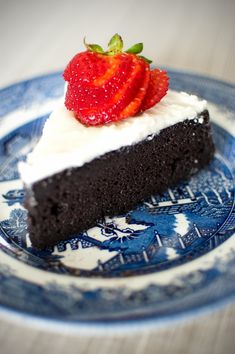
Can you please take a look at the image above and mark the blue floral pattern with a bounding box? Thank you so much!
[1,209,27,244]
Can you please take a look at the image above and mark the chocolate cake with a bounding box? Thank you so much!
[19,91,215,249]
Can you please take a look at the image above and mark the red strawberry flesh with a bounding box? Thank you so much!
[64,53,150,125]
[140,68,169,112]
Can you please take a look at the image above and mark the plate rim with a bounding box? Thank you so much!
[1,288,235,335]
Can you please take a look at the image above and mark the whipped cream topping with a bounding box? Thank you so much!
[19,90,207,185]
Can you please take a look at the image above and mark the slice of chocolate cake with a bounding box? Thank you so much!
[19,90,214,249]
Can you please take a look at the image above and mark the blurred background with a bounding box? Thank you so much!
[0,1,235,354]
[0,0,234,88]
[0,0,235,354]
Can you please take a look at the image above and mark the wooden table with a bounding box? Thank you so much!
[0,0,235,353]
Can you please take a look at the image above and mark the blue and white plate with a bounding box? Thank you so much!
[0,70,234,332]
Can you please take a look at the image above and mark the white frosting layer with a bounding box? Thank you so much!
[19,90,207,185]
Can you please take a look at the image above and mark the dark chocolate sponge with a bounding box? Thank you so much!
[25,110,214,249]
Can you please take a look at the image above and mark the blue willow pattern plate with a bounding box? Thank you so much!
[0,70,234,332]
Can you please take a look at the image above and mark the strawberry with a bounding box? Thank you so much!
[63,34,169,126]
[140,68,169,111]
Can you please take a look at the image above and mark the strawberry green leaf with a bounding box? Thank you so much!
[107,33,123,54]
[138,55,152,64]
[87,44,104,53]
[125,43,143,54]
[83,37,104,53]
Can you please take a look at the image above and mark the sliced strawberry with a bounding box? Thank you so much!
[63,34,169,126]
[64,53,133,113]
[140,68,169,111]
[65,54,150,125]
[120,59,150,119]
[77,57,149,125]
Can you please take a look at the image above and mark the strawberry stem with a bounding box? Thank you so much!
[83,34,152,64]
